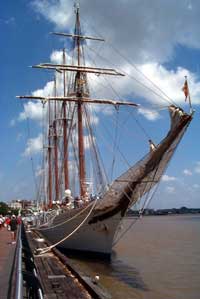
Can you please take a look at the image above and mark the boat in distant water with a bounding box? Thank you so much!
[18,2,193,258]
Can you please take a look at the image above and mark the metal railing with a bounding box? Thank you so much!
[15,225,23,299]
[8,223,44,299]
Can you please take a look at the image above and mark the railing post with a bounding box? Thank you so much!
[15,225,23,299]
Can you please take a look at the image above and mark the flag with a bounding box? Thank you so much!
[182,77,189,101]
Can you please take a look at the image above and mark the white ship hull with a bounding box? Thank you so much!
[40,208,122,256]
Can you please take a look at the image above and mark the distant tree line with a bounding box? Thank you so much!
[127,206,200,216]
[0,202,19,216]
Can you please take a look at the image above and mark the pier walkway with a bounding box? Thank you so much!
[0,227,16,298]
[0,224,110,298]
[27,229,109,299]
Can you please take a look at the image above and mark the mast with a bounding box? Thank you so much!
[48,100,52,208]
[17,2,140,201]
[53,76,59,202]
[75,5,86,199]
[62,49,69,191]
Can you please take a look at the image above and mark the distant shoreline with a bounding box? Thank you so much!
[126,207,200,217]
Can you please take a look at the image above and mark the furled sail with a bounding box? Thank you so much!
[90,105,193,223]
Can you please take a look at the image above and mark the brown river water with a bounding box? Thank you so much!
[70,215,200,299]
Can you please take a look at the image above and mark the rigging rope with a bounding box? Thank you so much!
[81,12,179,108]
[37,201,95,231]
[85,43,176,107]
[87,109,151,205]
[112,119,188,247]
[41,101,46,207]
[86,46,153,142]
[106,42,178,106]
[84,104,109,191]
[112,178,161,247]
[19,101,40,202]
[110,107,119,181]
[35,195,98,255]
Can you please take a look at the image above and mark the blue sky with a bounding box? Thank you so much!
[0,0,200,209]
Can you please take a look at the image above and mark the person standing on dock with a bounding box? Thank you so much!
[0,215,4,229]
[10,215,18,244]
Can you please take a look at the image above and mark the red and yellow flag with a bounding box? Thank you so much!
[182,77,189,101]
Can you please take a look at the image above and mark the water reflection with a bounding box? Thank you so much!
[110,256,148,291]
[64,250,148,292]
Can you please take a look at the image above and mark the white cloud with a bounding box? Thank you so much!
[16,133,23,142]
[50,50,71,64]
[19,2,200,160]
[166,186,176,194]
[32,54,200,110]
[5,17,15,25]
[10,119,16,127]
[17,49,65,125]
[30,1,200,109]
[23,134,43,157]
[183,169,192,176]
[35,166,44,177]
[0,17,15,25]
[84,135,96,150]
[126,63,200,106]
[194,162,200,173]
[193,184,200,189]
[24,57,200,127]
[162,174,176,182]
[32,80,55,98]
[138,107,160,121]
[50,50,64,64]
[32,0,200,65]
[84,112,99,126]
[17,48,72,126]
[18,101,45,122]
[0,172,3,182]
[71,134,95,151]
[32,0,73,29]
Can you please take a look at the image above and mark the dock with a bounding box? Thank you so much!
[0,227,16,298]
[0,224,110,299]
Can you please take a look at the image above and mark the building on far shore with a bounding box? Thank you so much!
[9,199,22,210]
[9,199,36,211]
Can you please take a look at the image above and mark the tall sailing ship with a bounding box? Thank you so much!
[18,3,193,257]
